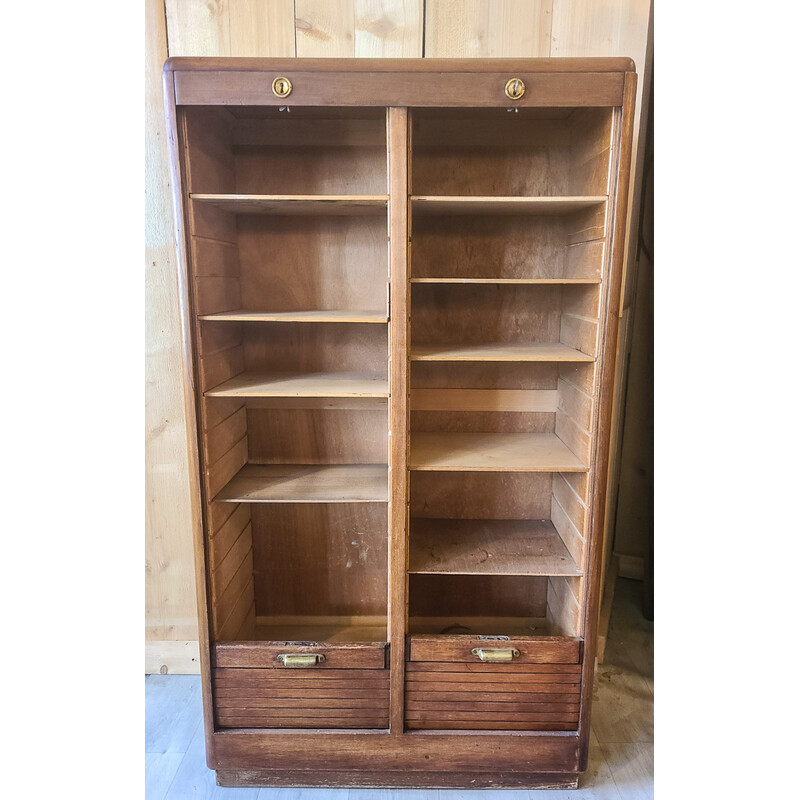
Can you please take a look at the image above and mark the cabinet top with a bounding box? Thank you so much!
[164,57,636,74]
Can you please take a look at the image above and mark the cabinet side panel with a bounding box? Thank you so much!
[576,71,638,771]
[162,71,216,764]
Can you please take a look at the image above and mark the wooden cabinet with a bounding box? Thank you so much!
[164,57,636,789]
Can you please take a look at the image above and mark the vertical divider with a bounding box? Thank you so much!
[387,107,410,734]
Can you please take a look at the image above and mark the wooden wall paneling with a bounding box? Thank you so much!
[165,0,296,57]
[424,0,553,57]
[145,0,198,672]
[296,0,423,57]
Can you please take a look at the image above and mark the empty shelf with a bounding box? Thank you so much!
[206,372,389,398]
[191,194,389,215]
[409,432,588,472]
[199,309,388,323]
[409,519,581,576]
[248,617,388,643]
[411,343,595,362]
[215,464,389,503]
[411,196,606,215]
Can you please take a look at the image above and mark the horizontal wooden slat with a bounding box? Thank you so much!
[405,662,581,674]
[408,635,581,663]
[216,687,388,700]
[406,711,579,723]
[406,671,579,685]
[405,690,580,704]
[191,194,389,215]
[216,697,389,710]
[406,681,580,695]
[406,700,579,713]
[405,720,577,731]
[217,707,388,720]
[215,641,387,669]
[217,715,389,729]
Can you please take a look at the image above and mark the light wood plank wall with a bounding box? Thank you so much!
[145,0,653,673]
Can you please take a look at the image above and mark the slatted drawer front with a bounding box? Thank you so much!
[214,667,390,729]
[405,636,582,731]
[213,642,389,729]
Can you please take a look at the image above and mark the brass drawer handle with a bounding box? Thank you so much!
[504,78,526,100]
[277,653,325,667]
[272,76,293,98]
[471,647,520,663]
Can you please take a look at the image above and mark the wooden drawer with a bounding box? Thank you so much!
[214,642,389,729]
[409,635,581,665]
[406,635,581,732]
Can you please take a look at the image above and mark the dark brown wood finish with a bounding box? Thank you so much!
[164,57,637,788]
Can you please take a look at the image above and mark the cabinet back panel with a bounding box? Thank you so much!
[246,407,387,464]
[410,410,554,434]
[237,216,388,313]
[409,575,548,621]
[242,324,388,376]
[250,504,388,617]
[412,362,558,390]
[411,284,562,347]
[233,146,387,195]
[410,472,552,520]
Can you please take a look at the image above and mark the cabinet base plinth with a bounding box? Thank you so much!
[216,769,579,789]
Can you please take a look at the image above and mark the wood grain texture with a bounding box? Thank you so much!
[215,641,387,669]
[424,0,553,58]
[145,0,196,647]
[296,0,423,57]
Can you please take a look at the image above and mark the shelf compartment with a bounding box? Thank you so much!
[191,193,389,215]
[411,343,595,363]
[409,432,587,472]
[200,309,388,323]
[408,519,582,576]
[214,464,388,503]
[205,371,389,398]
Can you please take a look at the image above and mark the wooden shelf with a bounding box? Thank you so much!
[199,309,388,323]
[190,194,389,215]
[205,371,389,398]
[411,196,606,215]
[411,278,601,285]
[409,519,581,576]
[411,343,594,362]
[409,432,587,472]
[214,464,388,503]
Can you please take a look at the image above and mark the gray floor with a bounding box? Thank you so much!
[146,578,653,799]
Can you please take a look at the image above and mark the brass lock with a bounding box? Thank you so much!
[504,77,526,100]
[272,76,293,98]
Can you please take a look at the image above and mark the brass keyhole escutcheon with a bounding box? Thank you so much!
[504,77,526,100]
[272,76,293,98]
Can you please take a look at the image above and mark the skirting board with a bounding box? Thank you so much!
[145,640,200,674]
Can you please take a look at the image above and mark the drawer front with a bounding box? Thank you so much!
[215,641,387,669]
[214,667,389,729]
[213,642,389,729]
[409,635,581,665]
[406,636,581,731]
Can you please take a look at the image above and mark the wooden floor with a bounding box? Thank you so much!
[145,578,653,799]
